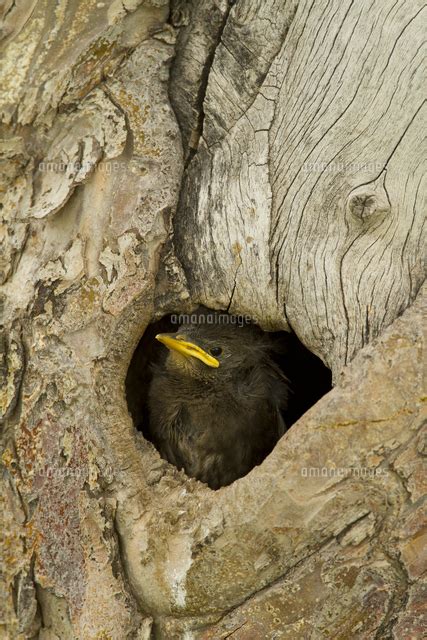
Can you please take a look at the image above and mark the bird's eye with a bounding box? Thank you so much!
[209,347,222,357]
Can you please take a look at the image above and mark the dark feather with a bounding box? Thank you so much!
[148,317,290,489]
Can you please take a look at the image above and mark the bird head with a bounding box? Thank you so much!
[155,318,272,382]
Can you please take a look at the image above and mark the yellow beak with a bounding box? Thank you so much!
[155,334,220,368]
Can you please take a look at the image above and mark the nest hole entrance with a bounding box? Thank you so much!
[126,311,331,488]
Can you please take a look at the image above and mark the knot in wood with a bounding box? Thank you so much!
[347,174,392,224]
[348,194,378,221]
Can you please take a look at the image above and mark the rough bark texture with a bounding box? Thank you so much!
[0,0,425,638]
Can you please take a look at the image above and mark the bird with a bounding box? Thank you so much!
[147,313,290,489]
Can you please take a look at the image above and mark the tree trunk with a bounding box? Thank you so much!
[0,0,425,638]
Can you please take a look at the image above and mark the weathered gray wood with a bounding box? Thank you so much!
[0,0,425,638]
[174,0,426,375]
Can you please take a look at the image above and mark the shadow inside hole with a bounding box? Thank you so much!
[125,312,332,485]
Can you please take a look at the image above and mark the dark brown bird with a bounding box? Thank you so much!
[147,315,290,489]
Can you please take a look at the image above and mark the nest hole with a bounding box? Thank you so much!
[126,311,331,488]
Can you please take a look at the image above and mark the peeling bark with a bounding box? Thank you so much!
[0,0,425,638]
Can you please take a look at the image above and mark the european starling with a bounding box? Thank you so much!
[148,316,289,489]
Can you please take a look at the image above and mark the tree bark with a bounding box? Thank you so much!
[0,0,425,638]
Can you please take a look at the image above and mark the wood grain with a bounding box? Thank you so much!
[173,0,426,375]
